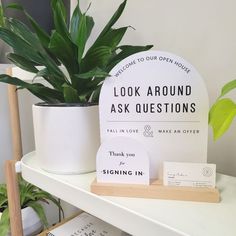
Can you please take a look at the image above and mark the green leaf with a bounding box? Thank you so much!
[0,5,5,27]
[7,53,39,73]
[97,27,128,49]
[49,31,78,74]
[0,184,7,198]
[5,3,24,10]
[0,185,8,209]
[36,52,67,87]
[23,11,50,48]
[81,46,112,72]
[0,208,10,236]
[220,79,236,97]
[70,2,94,62]
[1,25,63,84]
[18,178,63,219]
[82,1,128,71]
[19,179,36,206]
[33,68,64,91]
[27,202,49,228]
[51,0,70,39]
[0,28,43,64]
[91,85,102,103]
[98,0,127,38]
[34,68,49,79]
[33,192,64,217]
[70,0,82,42]
[117,44,153,54]
[63,83,80,103]
[3,18,64,80]
[107,44,153,71]
[1,19,67,84]
[209,98,236,140]
[75,67,109,79]
[70,1,82,32]
[51,0,66,20]
[0,74,64,103]
[77,14,94,62]
[6,3,50,47]
[84,15,94,46]
[6,18,41,49]
[0,198,8,209]
[84,27,128,65]
[30,85,64,103]
[0,74,36,87]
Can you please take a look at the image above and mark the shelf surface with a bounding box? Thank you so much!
[22,152,236,236]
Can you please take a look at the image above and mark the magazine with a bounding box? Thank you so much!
[47,212,130,236]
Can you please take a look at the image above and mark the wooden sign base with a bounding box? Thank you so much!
[91,179,220,203]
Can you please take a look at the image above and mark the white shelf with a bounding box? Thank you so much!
[21,152,236,236]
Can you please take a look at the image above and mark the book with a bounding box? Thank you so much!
[47,212,130,236]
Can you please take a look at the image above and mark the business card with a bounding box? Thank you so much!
[163,162,216,188]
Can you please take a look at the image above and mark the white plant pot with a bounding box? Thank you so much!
[21,207,43,236]
[33,103,100,174]
[0,207,43,236]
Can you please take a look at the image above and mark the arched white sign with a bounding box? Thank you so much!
[96,137,150,184]
[99,51,209,179]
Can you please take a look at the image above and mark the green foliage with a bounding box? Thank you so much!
[0,177,63,236]
[0,0,152,104]
[0,6,5,27]
[209,79,236,140]
[209,98,236,140]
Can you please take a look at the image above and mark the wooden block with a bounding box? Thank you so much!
[91,179,220,203]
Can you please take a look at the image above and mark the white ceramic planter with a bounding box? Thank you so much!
[33,103,100,174]
[21,207,43,236]
[0,207,43,236]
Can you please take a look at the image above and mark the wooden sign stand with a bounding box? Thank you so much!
[91,179,220,203]
[94,51,219,203]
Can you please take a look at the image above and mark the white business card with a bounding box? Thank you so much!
[163,162,216,188]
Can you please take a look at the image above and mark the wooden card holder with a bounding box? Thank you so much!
[91,179,220,203]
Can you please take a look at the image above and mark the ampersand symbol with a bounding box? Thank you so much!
[143,125,153,137]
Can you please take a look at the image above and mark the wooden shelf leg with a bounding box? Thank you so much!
[8,83,22,161]
[5,160,23,236]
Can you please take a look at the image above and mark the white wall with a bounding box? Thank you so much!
[71,0,236,176]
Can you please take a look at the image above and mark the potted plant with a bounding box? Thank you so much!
[209,80,236,140]
[0,177,63,236]
[0,0,152,174]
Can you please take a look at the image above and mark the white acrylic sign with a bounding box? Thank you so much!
[96,137,149,184]
[99,50,209,179]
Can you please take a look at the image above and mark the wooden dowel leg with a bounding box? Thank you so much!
[7,84,22,161]
[5,160,23,236]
